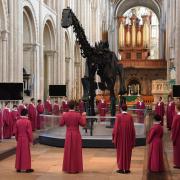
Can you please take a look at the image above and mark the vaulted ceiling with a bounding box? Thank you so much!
[112,0,161,20]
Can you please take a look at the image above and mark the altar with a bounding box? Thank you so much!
[122,95,138,106]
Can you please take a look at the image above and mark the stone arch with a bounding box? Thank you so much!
[43,16,56,99]
[114,0,161,19]
[43,15,56,50]
[23,0,38,41]
[23,6,36,44]
[110,0,163,57]
[0,0,8,30]
[23,5,37,97]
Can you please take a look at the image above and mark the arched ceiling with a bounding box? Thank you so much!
[23,6,36,43]
[114,0,161,20]
[43,19,55,50]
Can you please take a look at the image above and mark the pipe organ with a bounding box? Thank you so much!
[118,14,151,60]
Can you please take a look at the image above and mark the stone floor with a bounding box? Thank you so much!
[1,115,180,180]
[0,144,145,180]
[0,138,16,154]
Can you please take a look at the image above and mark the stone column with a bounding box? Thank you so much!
[91,1,97,43]
[74,61,81,99]
[53,51,57,84]
[0,32,2,82]
[32,44,38,99]
[1,30,8,82]
[65,57,70,97]
[9,0,14,82]
[44,50,56,89]
[108,2,115,52]
[39,0,44,100]
[45,51,51,86]
[175,0,180,84]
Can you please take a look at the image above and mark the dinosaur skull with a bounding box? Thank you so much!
[61,7,73,28]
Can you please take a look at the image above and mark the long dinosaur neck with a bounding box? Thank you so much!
[71,11,92,58]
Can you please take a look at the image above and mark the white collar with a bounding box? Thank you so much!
[122,111,127,114]
[177,112,180,115]
[153,121,161,124]
[21,116,28,118]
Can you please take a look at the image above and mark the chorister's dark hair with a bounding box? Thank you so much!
[37,99,42,103]
[21,108,28,116]
[121,104,127,111]
[5,101,10,106]
[13,104,17,108]
[31,98,34,102]
[68,100,75,109]
[154,113,161,122]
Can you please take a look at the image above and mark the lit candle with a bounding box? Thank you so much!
[128,85,131,96]
[137,84,140,96]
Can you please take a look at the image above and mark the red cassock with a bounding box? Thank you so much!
[166,102,175,130]
[44,100,52,114]
[36,104,44,129]
[2,108,13,139]
[171,114,180,167]
[11,109,20,135]
[136,101,145,123]
[61,101,69,112]
[52,103,60,115]
[60,111,86,173]
[147,123,164,172]
[112,112,135,171]
[14,117,32,171]
[18,104,26,115]
[28,103,37,131]
[155,102,165,125]
[0,110,2,139]
[98,101,107,121]
[78,101,85,113]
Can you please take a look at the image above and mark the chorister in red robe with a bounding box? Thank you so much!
[52,101,60,115]
[60,100,69,112]
[98,98,107,121]
[166,96,175,130]
[28,99,37,131]
[60,102,86,173]
[155,97,165,126]
[2,104,13,139]
[11,105,20,135]
[171,106,180,168]
[0,110,2,139]
[136,99,146,123]
[147,114,164,172]
[36,100,44,129]
[78,100,85,113]
[44,97,52,114]
[112,105,135,173]
[119,96,126,112]
[17,101,26,115]
[14,110,33,172]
